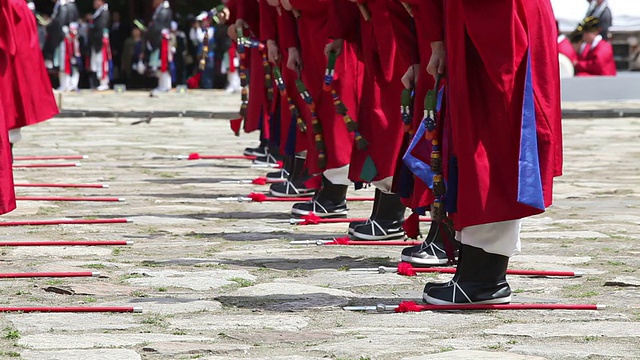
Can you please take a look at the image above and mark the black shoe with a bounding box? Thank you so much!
[400,221,458,266]
[291,175,348,218]
[252,153,280,167]
[423,244,511,305]
[269,180,314,197]
[352,191,406,241]
[244,145,268,157]
[266,169,289,182]
[347,188,382,235]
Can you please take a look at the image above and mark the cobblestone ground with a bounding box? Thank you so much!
[0,90,638,360]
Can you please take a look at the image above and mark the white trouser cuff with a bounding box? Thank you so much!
[459,219,522,257]
[371,176,394,193]
[158,72,172,90]
[324,165,351,186]
[9,128,22,144]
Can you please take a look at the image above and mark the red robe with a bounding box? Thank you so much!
[0,1,18,215]
[575,38,617,76]
[557,36,578,65]
[337,0,417,183]
[234,0,270,134]
[261,4,310,154]
[6,0,58,131]
[289,0,362,174]
[422,0,563,230]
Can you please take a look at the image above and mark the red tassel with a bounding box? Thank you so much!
[160,33,169,73]
[187,72,201,89]
[397,262,417,276]
[188,153,201,160]
[403,212,421,239]
[248,193,267,202]
[229,118,243,136]
[276,161,284,169]
[301,213,322,225]
[304,175,322,190]
[252,177,268,185]
[395,301,424,313]
[333,237,350,245]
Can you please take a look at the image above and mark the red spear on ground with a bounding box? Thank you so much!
[290,237,423,246]
[0,218,131,227]
[14,183,109,189]
[289,213,431,225]
[348,262,584,277]
[177,153,257,161]
[0,271,100,279]
[344,301,604,312]
[16,196,124,202]
[217,193,374,202]
[0,306,142,313]
[14,155,88,161]
[13,163,81,168]
[0,240,133,247]
[219,177,283,185]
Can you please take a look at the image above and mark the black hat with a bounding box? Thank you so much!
[578,16,600,33]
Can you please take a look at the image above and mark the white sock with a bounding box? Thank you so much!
[371,176,394,193]
[459,219,522,257]
[323,165,351,186]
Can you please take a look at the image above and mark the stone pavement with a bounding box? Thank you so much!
[0,89,638,360]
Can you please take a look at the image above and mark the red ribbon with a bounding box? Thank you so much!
[64,37,73,75]
[160,34,169,72]
[101,35,111,81]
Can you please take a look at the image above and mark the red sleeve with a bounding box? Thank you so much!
[575,42,614,76]
[259,0,278,42]
[279,10,299,50]
[390,0,419,66]
[419,0,443,43]
[327,0,360,42]
[236,0,261,36]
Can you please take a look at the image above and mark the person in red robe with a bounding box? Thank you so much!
[575,17,617,76]
[280,0,362,218]
[418,0,563,305]
[325,0,416,240]
[0,1,18,215]
[261,0,314,198]
[4,0,59,160]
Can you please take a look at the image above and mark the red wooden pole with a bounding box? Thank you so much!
[0,219,131,227]
[13,163,81,168]
[0,306,142,313]
[0,271,99,278]
[0,241,132,247]
[15,183,108,189]
[344,301,604,312]
[16,197,124,202]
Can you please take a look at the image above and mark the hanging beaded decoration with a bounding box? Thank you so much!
[262,52,274,102]
[323,51,368,150]
[423,75,445,222]
[199,26,210,72]
[273,65,307,133]
[401,88,415,137]
[296,76,327,169]
[236,27,249,117]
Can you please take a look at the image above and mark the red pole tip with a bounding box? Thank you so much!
[276,161,284,169]
[301,213,322,225]
[248,192,267,202]
[397,262,417,276]
[188,153,201,160]
[334,237,351,245]
[252,177,268,185]
[395,301,424,313]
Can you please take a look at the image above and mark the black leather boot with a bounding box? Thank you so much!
[423,244,511,305]
[348,188,381,234]
[291,175,348,218]
[401,221,458,266]
[269,155,314,197]
[352,191,406,240]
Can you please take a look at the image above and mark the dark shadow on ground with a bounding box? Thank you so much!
[213,294,406,312]
[218,255,398,271]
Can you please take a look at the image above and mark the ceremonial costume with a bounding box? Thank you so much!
[287,0,364,218]
[575,34,616,76]
[43,0,79,65]
[0,2,19,215]
[2,0,58,157]
[89,2,111,91]
[58,22,81,91]
[557,35,578,65]
[146,0,173,92]
[417,0,562,305]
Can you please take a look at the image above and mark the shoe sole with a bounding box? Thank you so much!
[291,208,348,218]
[422,294,512,305]
[400,254,450,266]
[351,231,406,241]
[269,190,315,198]
[265,178,287,183]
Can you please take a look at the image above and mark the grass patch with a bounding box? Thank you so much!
[82,297,97,303]
[0,351,20,357]
[141,313,169,327]
[131,290,148,298]
[229,277,254,287]
[111,248,122,256]
[3,327,20,340]
[157,287,168,292]
[82,263,106,269]
[337,265,350,271]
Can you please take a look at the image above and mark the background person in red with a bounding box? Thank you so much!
[420,0,563,305]
[575,16,617,76]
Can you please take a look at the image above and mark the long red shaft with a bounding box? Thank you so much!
[331,240,423,246]
[401,303,602,311]
[14,155,87,161]
[192,155,256,160]
[410,267,580,277]
[0,218,130,227]
[13,163,80,168]
[0,306,141,313]
[0,241,132,247]
[16,197,123,202]
[15,183,107,189]
[294,217,431,225]
[253,197,374,202]
[0,271,98,278]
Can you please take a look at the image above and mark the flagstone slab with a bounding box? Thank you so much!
[125,297,223,314]
[125,269,256,290]
[8,313,140,333]
[18,334,209,350]
[141,342,250,356]
[169,314,309,332]
[21,349,141,360]
[404,350,546,360]
[485,321,640,338]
